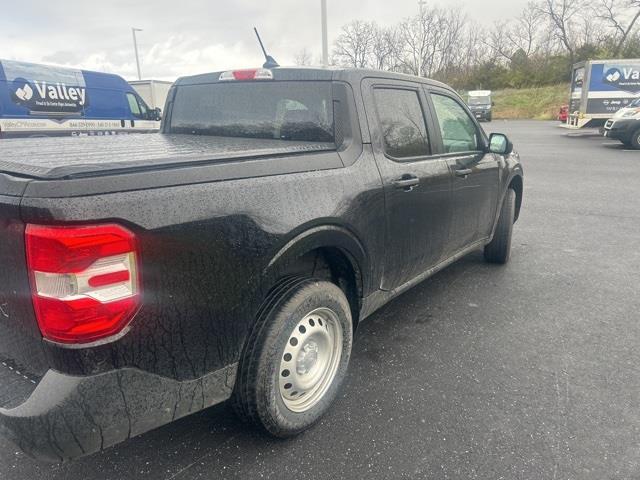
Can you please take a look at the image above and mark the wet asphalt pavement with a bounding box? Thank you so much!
[2,120,640,479]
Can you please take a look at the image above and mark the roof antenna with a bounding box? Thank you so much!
[254,27,279,69]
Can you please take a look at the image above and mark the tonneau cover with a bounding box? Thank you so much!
[0,134,335,180]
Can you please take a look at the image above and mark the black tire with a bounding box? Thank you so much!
[487,114,492,122]
[232,277,353,437]
[484,188,516,264]
[629,129,640,149]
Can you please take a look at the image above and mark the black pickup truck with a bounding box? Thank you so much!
[0,67,523,461]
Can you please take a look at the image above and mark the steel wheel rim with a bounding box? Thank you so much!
[278,307,343,413]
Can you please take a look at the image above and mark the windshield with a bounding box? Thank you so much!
[468,96,491,105]
[169,81,334,143]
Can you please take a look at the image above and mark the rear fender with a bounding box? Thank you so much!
[264,224,369,299]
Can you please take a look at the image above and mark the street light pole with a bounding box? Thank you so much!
[132,27,143,80]
[321,0,328,67]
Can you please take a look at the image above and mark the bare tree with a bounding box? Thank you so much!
[294,48,313,66]
[332,21,376,68]
[464,24,491,68]
[370,25,399,70]
[437,8,468,74]
[597,0,640,55]
[507,1,544,57]
[486,21,516,62]
[395,13,430,76]
[327,0,640,89]
[395,6,465,77]
[538,0,583,63]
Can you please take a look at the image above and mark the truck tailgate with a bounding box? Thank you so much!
[0,194,48,408]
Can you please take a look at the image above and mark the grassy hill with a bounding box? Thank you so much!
[491,84,570,120]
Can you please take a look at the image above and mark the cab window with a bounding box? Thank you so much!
[138,98,149,118]
[126,93,142,118]
[431,94,479,154]
[169,82,334,142]
[373,88,430,159]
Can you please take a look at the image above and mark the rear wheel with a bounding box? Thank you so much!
[629,129,640,149]
[484,188,516,264]
[232,278,353,437]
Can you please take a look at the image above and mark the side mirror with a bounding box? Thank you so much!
[153,108,162,121]
[488,133,513,155]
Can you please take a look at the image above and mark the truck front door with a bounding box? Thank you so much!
[426,89,500,254]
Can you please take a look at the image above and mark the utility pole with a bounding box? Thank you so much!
[132,27,143,80]
[418,0,426,15]
[321,0,328,67]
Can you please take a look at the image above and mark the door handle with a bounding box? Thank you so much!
[455,168,473,177]
[392,176,420,190]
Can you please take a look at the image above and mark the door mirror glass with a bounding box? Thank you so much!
[152,107,162,121]
[489,133,513,155]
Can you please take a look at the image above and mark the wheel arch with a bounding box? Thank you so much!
[508,174,523,222]
[264,224,369,331]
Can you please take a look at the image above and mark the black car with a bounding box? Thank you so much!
[0,67,523,461]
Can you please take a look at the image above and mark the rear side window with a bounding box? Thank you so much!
[431,94,479,153]
[169,81,334,143]
[373,88,430,159]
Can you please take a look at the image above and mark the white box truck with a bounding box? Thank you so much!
[566,59,640,128]
[129,80,173,113]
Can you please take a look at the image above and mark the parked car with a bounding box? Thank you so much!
[467,90,493,122]
[0,59,161,138]
[0,67,523,461]
[558,104,569,123]
[603,97,640,148]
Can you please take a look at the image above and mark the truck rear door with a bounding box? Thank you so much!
[362,78,452,291]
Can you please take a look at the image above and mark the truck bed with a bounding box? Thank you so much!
[0,134,336,180]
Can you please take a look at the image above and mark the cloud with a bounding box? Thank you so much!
[2,0,528,81]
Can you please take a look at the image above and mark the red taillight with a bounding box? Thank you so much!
[25,223,141,344]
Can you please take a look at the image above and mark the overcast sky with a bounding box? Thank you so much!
[2,0,529,81]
